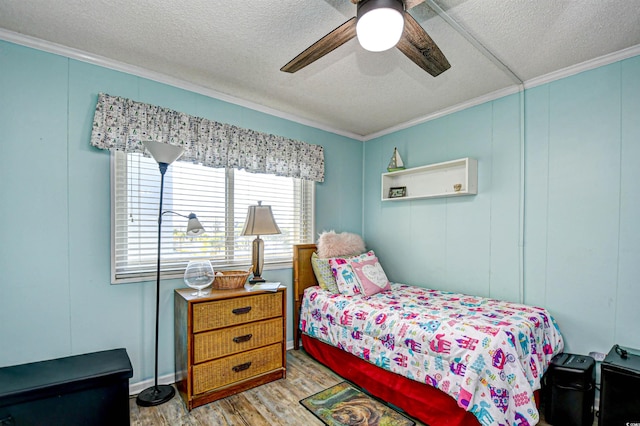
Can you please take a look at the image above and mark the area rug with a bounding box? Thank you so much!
[300,381,416,426]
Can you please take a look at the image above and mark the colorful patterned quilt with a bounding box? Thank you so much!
[300,284,564,426]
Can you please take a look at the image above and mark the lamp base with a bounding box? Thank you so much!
[136,384,176,407]
[249,276,266,284]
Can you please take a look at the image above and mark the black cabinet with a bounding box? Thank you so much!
[599,345,640,426]
[0,348,133,426]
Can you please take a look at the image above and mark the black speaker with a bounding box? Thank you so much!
[543,353,595,426]
[599,345,640,426]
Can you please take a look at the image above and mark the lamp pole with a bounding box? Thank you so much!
[136,161,176,406]
[136,140,205,406]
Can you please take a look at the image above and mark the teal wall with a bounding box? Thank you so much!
[523,58,640,355]
[364,96,522,303]
[2,38,638,386]
[364,55,640,356]
[0,40,363,383]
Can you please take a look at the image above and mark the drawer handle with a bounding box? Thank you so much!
[233,334,253,343]
[232,306,252,315]
[232,362,252,372]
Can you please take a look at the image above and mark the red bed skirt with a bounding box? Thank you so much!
[301,334,480,426]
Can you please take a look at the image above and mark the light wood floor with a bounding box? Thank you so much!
[129,349,564,426]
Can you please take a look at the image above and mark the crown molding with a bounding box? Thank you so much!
[363,85,522,141]
[1,29,637,143]
[362,43,640,141]
[523,44,640,90]
[0,29,365,142]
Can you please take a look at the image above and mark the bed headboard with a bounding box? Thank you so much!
[293,243,318,349]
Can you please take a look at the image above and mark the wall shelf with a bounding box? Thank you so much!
[381,157,477,201]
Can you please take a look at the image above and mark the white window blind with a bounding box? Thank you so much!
[111,151,314,283]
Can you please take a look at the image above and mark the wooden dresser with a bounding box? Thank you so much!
[174,286,286,410]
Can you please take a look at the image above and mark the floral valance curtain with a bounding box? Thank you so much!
[90,93,325,182]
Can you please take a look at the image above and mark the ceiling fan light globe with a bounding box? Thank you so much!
[357,1,404,52]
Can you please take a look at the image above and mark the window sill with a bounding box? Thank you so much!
[111,261,294,284]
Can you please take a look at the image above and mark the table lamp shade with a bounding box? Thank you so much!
[240,202,281,236]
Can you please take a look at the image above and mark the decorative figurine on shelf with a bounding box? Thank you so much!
[387,147,405,172]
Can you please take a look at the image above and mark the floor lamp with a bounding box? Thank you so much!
[240,201,281,284]
[136,140,205,407]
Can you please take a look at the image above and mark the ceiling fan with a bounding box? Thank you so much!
[281,0,450,77]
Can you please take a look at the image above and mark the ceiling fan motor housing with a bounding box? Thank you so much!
[356,0,405,19]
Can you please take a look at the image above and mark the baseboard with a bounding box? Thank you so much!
[129,339,297,396]
[128,373,176,396]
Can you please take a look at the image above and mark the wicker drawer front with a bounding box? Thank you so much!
[194,317,283,363]
[193,292,282,333]
[192,343,282,395]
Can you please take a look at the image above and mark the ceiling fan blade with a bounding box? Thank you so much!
[396,12,450,76]
[281,17,357,73]
[404,0,426,10]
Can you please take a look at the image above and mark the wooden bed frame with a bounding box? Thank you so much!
[292,244,480,426]
[292,244,318,350]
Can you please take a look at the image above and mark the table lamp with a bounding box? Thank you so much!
[240,201,281,284]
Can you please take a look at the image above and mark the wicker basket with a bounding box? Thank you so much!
[212,269,251,290]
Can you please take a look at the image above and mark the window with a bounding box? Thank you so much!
[111,151,314,283]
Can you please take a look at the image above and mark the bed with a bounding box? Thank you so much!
[293,244,564,426]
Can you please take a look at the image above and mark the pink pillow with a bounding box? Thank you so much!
[351,256,391,296]
[317,231,366,258]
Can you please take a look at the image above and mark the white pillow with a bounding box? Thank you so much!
[328,251,375,296]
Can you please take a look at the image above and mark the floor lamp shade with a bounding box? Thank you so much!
[142,140,184,165]
[186,213,205,236]
[241,201,281,283]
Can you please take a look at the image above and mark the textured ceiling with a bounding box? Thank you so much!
[1,0,639,139]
